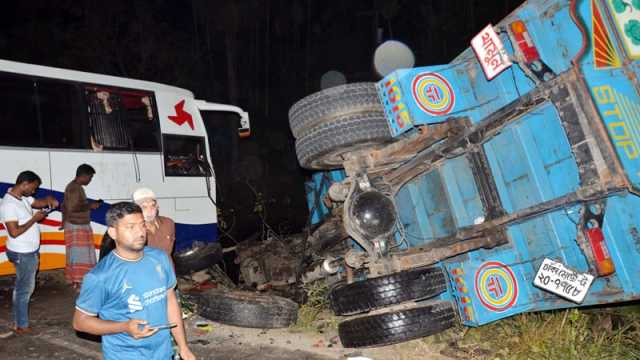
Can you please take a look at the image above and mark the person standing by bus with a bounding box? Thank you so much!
[132,187,176,266]
[0,171,58,334]
[62,164,102,290]
[98,188,176,263]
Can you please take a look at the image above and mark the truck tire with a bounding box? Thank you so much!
[338,301,456,348]
[295,111,392,170]
[329,266,447,316]
[191,288,298,329]
[173,242,223,276]
[289,82,383,139]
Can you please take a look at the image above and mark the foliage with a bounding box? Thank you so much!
[437,306,640,360]
[291,280,339,333]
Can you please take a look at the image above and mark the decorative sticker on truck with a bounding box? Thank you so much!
[450,267,475,322]
[382,78,412,130]
[593,85,640,161]
[593,0,622,68]
[474,261,519,312]
[411,72,456,116]
[606,0,640,59]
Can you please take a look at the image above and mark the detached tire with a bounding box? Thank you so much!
[173,242,223,276]
[339,301,456,348]
[295,111,392,169]
[191,288,298,328]
[289,82,383,139]
[329,266,447,315]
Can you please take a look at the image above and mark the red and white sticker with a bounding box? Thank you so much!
[471,24,512,80]
[474,261,519,312]
[168,99,194,130]
[411,72,455,116]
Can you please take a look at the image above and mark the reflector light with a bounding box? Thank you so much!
[509,20,541,63]
[585,227,615,276]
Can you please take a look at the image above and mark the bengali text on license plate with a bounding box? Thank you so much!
[533,258,594,304]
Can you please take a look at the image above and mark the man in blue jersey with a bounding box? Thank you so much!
[72,202,195,360]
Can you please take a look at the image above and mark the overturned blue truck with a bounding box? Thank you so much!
[290,0,640,348]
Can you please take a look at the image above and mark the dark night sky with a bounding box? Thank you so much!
[0,0,522,242]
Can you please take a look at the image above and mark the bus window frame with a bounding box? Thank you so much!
[83,83,162,153]
[0,69,163,153]
[162,134,209,177]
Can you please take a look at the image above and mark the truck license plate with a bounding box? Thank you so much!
[533,258,594,304]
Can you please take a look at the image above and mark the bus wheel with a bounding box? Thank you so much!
[190,288,299,329]
[173,242,223,276]
[289,82,382,139]
[338,301,456,348]
[295,111,392,170]
[329,266,447,316]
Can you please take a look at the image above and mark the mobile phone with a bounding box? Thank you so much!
[149,323,176,330]
[139,322,176,330]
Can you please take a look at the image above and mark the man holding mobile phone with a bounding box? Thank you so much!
[62,163,102,290]
[0,170,58,334]
[73,202,195,360]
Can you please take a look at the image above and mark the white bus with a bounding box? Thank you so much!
[0,59,249,275]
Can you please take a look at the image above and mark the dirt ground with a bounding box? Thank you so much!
[0,270,453,360]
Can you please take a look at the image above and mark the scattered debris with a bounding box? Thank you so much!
[190,270,212,284]
[194,321,213,335]
[188,339,210,346]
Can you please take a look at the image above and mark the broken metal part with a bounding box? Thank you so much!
[328,181,351,202]
[236,235,304,290]
[342,123,452,177]
[344,249,369,269]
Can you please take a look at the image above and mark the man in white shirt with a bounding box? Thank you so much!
[0,171,58,334]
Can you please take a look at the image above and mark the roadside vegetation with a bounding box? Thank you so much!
[291,281,339,333]
[292,279,640,359]
[432,304,640,359]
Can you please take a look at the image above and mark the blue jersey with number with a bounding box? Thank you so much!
[76,247,177,360]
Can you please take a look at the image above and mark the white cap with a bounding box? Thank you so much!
[132,187,156,204]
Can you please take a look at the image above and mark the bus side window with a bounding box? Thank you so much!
[38,80,87,149]
[86,89,129,150]
[122,93,160,152]
[0,73,39,146]
[84,86,160,152]
[163,134,208,176]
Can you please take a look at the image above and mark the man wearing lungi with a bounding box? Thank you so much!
[62,163,102,290]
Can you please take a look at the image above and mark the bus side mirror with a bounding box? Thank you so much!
[239,112,250,138]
